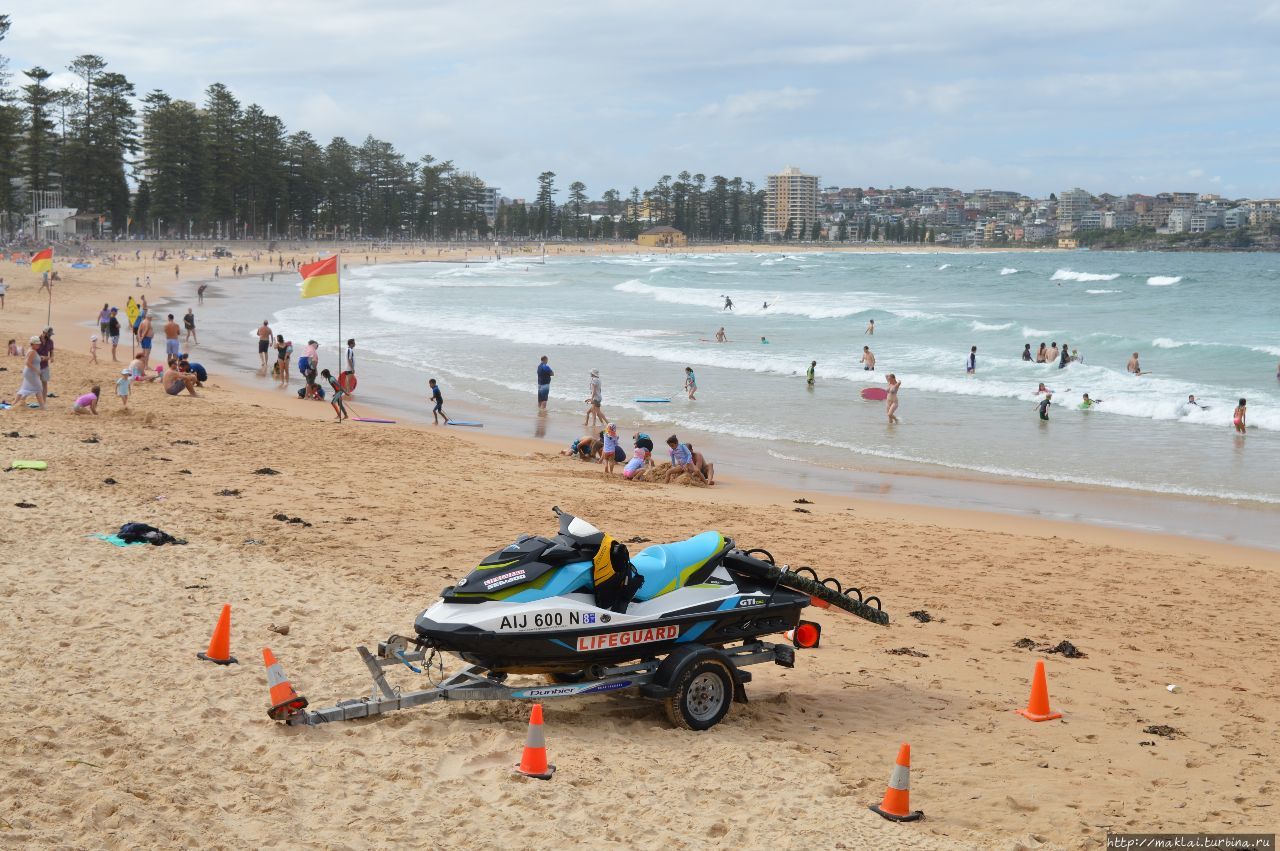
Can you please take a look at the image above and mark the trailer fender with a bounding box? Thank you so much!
[639,645,751,704]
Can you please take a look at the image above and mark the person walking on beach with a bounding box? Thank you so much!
[345,339,356,376]
[1127,352,1143,375]
[722,296,734,311]
[886,373,901,424]
[584,369,609,428]
[537,355,553,410]
[98,304,111,339]
[256,321,273,370]
[966,345,977,375]
[807,360,816,386]
[321,369,347,422]
[1037,393,1052,421]
[164,314,181,360]
[183,309,197,345]
[12,337,44,408]
[1233,398,1247,434]
[197,282,206,305]
[1022,343,1032,361]
[429,378,449,424]
[684,367,697,400]
[89,335,99,364]
[860,345,876,371]
[0,278,6,309]
[865,319,875,335]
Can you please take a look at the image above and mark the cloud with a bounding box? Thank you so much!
[1,0,1277,197]
[696,87,819,119]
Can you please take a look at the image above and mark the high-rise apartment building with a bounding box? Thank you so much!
[1057,188,1093,222]
[765,166,820,236]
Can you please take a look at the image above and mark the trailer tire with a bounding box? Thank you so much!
[663,657,734,730]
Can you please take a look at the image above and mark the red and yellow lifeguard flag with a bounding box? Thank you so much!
[31,247,53,274]
[299,255,339,299]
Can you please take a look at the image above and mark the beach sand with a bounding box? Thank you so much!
[1,244,1276,849]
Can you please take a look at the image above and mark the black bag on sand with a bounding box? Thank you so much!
[118,522,187,546]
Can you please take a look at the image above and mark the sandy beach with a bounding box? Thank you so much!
[1,244,1277,850]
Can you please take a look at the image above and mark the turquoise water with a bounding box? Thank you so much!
[271,250,1279,505]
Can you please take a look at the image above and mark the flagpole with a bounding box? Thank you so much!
[337,255,342,385]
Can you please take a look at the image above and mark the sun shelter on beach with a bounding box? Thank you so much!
[636,225,687,248]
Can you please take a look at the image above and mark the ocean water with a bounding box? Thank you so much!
[266,250,1280,506]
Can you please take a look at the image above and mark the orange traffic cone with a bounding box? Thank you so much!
[784,620,822,648]
[514,703,556,780]
[263,647,308,720]
[869,743,923,822]
[1017,660,1062,722]
[197,604,238,665]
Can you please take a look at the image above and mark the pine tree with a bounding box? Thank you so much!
[21,66,58,198]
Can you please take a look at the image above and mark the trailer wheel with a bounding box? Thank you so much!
[663,658,734,730]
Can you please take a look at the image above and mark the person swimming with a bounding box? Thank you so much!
[1080,393,1100,409]
[1035,382,1053,395]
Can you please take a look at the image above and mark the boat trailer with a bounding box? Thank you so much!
[275,636,797,731]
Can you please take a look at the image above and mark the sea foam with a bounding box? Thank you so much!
[1051,269,1121,282]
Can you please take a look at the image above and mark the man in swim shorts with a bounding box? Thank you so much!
[257,320,273,369]
[164,314,181,359]
[861,346,875,371]
[138,314,154,369]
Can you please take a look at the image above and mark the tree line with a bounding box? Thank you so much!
[0,17,773,243]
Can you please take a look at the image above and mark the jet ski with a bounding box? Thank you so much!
[415,507,884,674]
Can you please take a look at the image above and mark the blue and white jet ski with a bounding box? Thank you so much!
[414,508,886,674]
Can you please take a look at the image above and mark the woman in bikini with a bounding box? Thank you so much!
[1233,398,1247,434]
[886,373,901,424]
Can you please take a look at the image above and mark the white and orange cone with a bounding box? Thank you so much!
[263,647,308,720]
[869,743,923,822]
[514,703,555,780]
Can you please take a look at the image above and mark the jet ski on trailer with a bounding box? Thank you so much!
[415,508,820,673]
[267,508,888,729]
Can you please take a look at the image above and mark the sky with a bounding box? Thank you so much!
[3,1,1280,200]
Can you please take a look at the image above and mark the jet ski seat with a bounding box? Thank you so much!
[630,531,728,601]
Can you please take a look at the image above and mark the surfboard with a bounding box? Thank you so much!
[636,398,670,403]
[447,421,484,427]
[860,387,888,401]
[353,417,395,424]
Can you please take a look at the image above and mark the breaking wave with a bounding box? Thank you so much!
[1147,276,1182,286]
[1051,269,1121,282]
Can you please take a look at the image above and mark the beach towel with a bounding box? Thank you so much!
[7,460,47,471]
[89,533,147,547]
